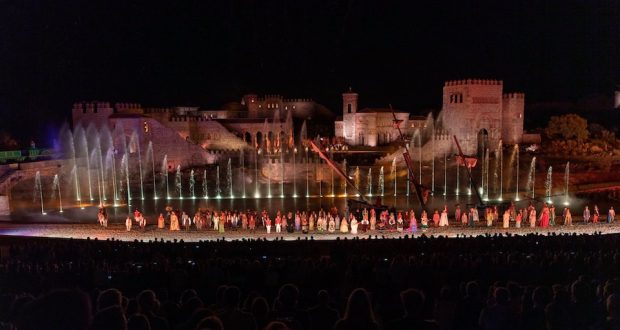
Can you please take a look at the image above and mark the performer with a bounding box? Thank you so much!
[219,211,226,233]
[328,217,336,233]
[485,207,493,227]
[388,212,397,231]
[549,205,556,226]
[170,211,180,231]
[249,213,256,233]
[432,210,440,227]
[309,212,315,231]
[529,207,537,228]
[502,209,510,228]
[340,215,349,233]
[396,212,404,232]
[295,211,301,232]
[265,216,272,234]
[455,204,462,226]
[350,217,358,235]
[212,212,219,231]
[125,215,132,231]
[593,205,600,223]
[370,211,377,231]
[421,210,429,230]
[409,210,417,233]
[608,206,616,224]
[275,214,282,233]
[439,208,449,227]
[157,213,165,229]
[564,207,573,226]
[471,207,479,223]
[360,215,369,233]
[194,212,202,230]
[539,203,550,228]
[515,209,523,228]
[583,206,591,224]
[182,212,191,231]
[301,215,308,234]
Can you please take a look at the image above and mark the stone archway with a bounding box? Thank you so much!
[477,128,489,158]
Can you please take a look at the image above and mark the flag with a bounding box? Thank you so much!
[455,155,478,168]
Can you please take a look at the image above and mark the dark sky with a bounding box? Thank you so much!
[0,0,619,143]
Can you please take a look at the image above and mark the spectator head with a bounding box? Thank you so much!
[251,296,270,318]
[264,321,291,330]
[571,279,591,303]
[277,284,300,308]
[17,288,92,330]
[91,305,127,330]
[179,289,198,306]
[196,315,224,330]
[317,290,331,307]
[223,286,241,310]
[400,288,425,318]
[532,286,551,308]
[126,314,150,330]
[215,285,228,308]
[97,288,123,311]
[608,294,620,319]
[494,287,510,305]
[466,281,480,297]
[137,290,160,314]
[343,288,376,323]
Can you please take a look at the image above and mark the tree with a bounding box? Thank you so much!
[0,130,18,150]
[545,114,588,142]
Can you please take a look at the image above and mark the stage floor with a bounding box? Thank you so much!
[1,222,619,242]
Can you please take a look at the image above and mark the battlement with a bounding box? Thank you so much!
[169,115,211,122]
[444,79,503,86]
[72,101,112,111]
[144,107,174,114]
[114,102,142,110]
[255,95,313,103]
[502,92,525,99]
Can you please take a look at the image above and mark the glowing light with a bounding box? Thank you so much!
[254,192,261,198]
[563,201,570,206]
[42,212,47,215]
[293,194,298,198]
[515,198,521,202]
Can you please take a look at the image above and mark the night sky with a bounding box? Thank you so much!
[1,0,619,144]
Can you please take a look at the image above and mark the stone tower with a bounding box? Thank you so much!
[244,94,259,118]
[441,79,504,156]
[502,93,525,145]
[342,88,358,145]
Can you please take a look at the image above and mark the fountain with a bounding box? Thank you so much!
[132,132,145,200]
[455,158,460,195]
[90,150,102,206]
[484,148,490,200]
[280,142,285,198]
[255,148,260,198]
[443,153,447,197]
[330,150,335,197]
[241,150,246,198]
[162,155,169,199]
[545,166,553,203]
[417,130,422,184]
[514,145,520,201]
[216,165,222,198]
[227,158,233,198]
[203,169,208,198]
[175,165,182,199]
[431,128,435,193]
[391,158,397,197]
[527,157,536,199]
[189,169,195,199]
[342,159,348,197]
[367,167,373,197]
[147,142,157,199]
[34,171,45,215]
[354,166,360,197]
[97,138,106,201]
[378,166,385,197]
[76,126,93,201]
[498,140,503,200]
[305,147,309,197]
[106,148,118,204]
[121,153,131,204]
[564,162,570,205]
[52,174,63,213]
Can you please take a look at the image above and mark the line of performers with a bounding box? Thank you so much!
[99,203,617,233]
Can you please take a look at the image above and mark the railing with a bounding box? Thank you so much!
[0,148,54,163]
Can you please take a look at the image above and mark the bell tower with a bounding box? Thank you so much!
[342,87,358,144]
